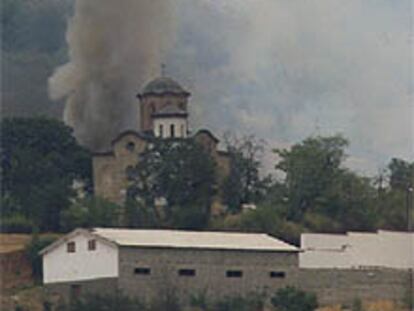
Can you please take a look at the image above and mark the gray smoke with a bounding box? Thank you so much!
[49,0,176,151]
[168,0,412,174]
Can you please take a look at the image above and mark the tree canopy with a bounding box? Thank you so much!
[1,117,92,231]
[222,134,271,213]
[127,138,217,229]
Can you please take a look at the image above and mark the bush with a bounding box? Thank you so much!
[25,233,58,280]
[351,298,363,311]
[271,286,318,311]
[64,292,146,311]
[211,293,265,311]
[1,213,34,233]
[60,197,121,231]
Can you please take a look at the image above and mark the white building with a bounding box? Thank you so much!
[40,228,299,302]
[300,230,414,269]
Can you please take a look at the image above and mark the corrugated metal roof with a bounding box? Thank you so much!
[92,228,298,252]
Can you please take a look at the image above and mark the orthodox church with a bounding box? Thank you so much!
[93,76,230,204]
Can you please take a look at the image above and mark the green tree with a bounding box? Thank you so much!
[271,286,318,311]
[273,135,348,221]
[60,197,121,232]
[222,133,271,213]
[375,158,414,231]
[1,117,92,231]
[388,158,413,191]
[127,138,217,229]
[25,232,58,281]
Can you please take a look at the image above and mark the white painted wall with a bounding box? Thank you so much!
[378,230,414,269]
[300,231,414,269]
[154,117,187,138]
[300,234,351,268]
[43,232,118,284]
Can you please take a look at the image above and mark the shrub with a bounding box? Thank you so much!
[190,291,208,309]
[1,213,34,233]
[211,293,265,311]
[65,292,146,311]
[60,197,121,231]
[25,233,58,280]
[271,286,318,311]
[351,298,363,311]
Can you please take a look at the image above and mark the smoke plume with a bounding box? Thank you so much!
[49,0,176,151]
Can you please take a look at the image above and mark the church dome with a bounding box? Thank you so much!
[140,77,190,97]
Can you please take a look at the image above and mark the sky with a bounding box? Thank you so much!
[162,0,413,175]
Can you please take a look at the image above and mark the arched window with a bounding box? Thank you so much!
[126,141,135,152]
[170,124,175,138]
[180,124,185,137]
[150,103,155,113]
[159,124,164,138]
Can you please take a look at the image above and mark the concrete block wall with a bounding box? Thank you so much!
[117,247,298,303]
[45,247,413,307]
[294,268,411,306]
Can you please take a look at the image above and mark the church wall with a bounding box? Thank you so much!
[93,133,147,204]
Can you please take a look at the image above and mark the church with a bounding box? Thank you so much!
[92,76,230,204]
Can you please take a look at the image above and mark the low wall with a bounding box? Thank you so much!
[45,277,118,303]
[0,250,33,290]
[294,268,412,306]
[44,267,412,307]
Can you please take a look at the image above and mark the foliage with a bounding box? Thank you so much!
[1,213,34,233]
[351,298,364,311]
[222,133,271,213]
[191,289,265,311]
[271,286,318,311]
[274,135,348,220]
[60,197,121,232]
[1,117,92,232]
[211,204,305,245]
[25,232,58,280]
[127,138,217,229]
[123,197,159,229]
[209,293,265,311]
[388,158,414,191]
[63,292,146,311]
[270,135,379,233]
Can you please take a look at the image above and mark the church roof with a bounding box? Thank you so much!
[152,105,188,118]
[140,77,190,97]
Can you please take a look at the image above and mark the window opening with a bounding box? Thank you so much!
[159,124,164,137]
[178,269,196,277]
[88,239,96,251]
[170,124,175,138]
[134,267,151,275]
[270,271,286,278]
[226,270,243,278]
[126,141,135,152]
[67,242,76,253]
